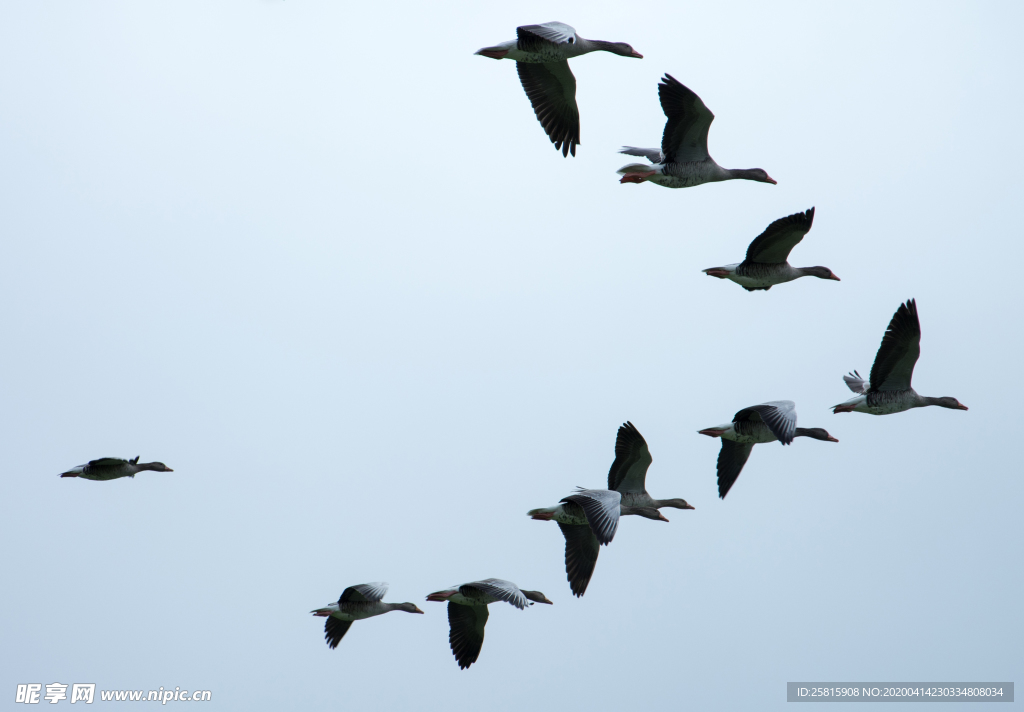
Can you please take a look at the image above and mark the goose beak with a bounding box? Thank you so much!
[765,175,778,184]
[683,503,696,510]
[827,435,839,442]
[412,606,425,614]
[630,50,644,58]
[657,513,670,522]
[829,274,841,281]
[165,468,174,472]
[956,404,969,410]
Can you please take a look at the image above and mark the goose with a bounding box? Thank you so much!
[698,401,838,498]
[833,299,968,415]
[475,22,642,157]
[310,583,423,649]
[703,208,840,290]
[528,487,666,596]
[608,421,695,512]
[426,579,552,669]
[59,457,173,480]
[617,74,776,188]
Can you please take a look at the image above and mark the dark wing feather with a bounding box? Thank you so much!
[558,523,600,597]
[658,74,714,163]
[324,617,353,649]
[460,579,528,610]
[607,421,653,493]
[869,299,921,392]
[447,602,488,670]
[745,208,815,264]
[516,61,579,157]
[733,401,797,445]
[339,582,388,603]
[87,458,128,468]
[717,441,754,499]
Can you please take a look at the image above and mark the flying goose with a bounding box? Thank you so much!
[698,401,838,498]
[426,579,552,669]
[528,487,666,596]
[475,22,642,157]
[833,299,968,415]
[310,582,423,649]
[60,457,173,480]
[617,74,776,188]
[608,421,695,512]
[703,208,839,290]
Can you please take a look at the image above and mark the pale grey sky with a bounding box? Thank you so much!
[1,1,1021,709]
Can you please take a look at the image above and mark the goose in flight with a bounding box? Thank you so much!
[703,208,839,290]
[833,299,968,415]
[426,579,552,669]
[60,457,173,480]
[528,487,666,596]
[310,583,423,649]
[607,421,694,512]
[475,22,642,157]
[617,74,776,188]
[698,401,838,498]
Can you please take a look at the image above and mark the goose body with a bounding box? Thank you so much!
[476,22,642,157]
[60,457,173,481]
[833,300,968,416]
[617,74,775,189]
[426,579,551,669]
[703,208,839,291]
[310,582,423,649]
[529,487,666,597]
[699,401,838,498]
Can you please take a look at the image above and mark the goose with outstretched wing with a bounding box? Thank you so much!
[475,22,642,157]
[834,299,968,415]
[310,583,423,649]
[618,74,776,188]
[699,401,838,498]
[426,579,552,669]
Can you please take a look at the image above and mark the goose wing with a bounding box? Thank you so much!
[447,601,489,670]
[560,488,621,545]
[659,74,714,163]
[324,617,353,649]
[868,299,921,393]
[843,370,868,394]
[607,421,653,494]
[733,401,798,445]
[516,60,579,157]
[460,579,529,610]
[339,582,388,604]
[558,523,600,597]
[619,146,664,163]
[745,208,815,264]
[717,441,754,499]
[516,22,578,51]
[87,458,129,468]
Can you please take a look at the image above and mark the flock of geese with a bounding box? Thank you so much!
[58,21,968,671]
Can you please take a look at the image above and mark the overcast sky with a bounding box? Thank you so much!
[1,1,1021,709]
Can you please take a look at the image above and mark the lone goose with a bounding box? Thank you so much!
[476,22,642,157]
[60,457,173,480]
[698,401,838,498]
[608,421,695,512]
[617,74,776,188]
[310,582,423,649]
[703,208,840,290]
[833,299,968,415]
[426,579,552,669]
[528,487,666,596]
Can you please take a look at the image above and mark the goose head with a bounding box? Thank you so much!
[395,602,425,614]
[801,266,841,281]
[522,590,554,605]
[794,427,839,442]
